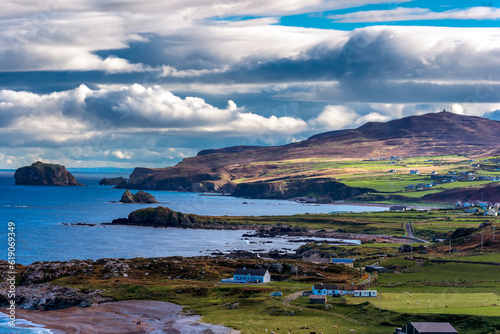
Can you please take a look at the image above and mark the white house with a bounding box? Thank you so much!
[409,170,420,175]
[223,268,271,283]
[354,290,377,297]
[312,283,339,296]
[485,209,498,216]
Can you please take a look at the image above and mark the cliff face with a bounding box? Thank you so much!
[14,161,83,186]
[232,179,375,203]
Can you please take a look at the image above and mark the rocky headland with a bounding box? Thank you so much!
[14,161,83,186]
[119,190,159,203]
[119,112,500,202]
[99,176,127,186]
[108,206,253,229]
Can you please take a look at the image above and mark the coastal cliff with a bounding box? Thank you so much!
[14,161,83,186]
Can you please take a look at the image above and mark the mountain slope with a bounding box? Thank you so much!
[123,112,500,201]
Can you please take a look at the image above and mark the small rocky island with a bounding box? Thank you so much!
[99,177,126,186]
[119,190,158,204]
[14,161,84,186]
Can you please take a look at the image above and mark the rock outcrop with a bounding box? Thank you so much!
[0,283,113,310]
[14,161,83,186]
[99,177,126,186]
[119,190,159,203]
[108,206,245,229]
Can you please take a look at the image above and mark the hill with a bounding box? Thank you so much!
[122,112,500,202]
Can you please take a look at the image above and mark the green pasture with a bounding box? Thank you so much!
[376,261,500,293]
[349,292,500,316]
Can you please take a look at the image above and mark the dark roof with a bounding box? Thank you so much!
[233,268,268,276]
[313,284,339,290]
[309,295,327,299]
[409,322,458,333]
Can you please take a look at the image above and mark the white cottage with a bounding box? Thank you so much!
[227,268,271,283]
[312,283,340,296]
[354,290,377,297]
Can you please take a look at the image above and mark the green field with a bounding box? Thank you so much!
[376,261,500,293]
[349,292,500,316]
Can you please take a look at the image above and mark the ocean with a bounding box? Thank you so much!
[0,169,388,332]
[0,170,387,265]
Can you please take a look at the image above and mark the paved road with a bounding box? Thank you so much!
[405,221,429,243]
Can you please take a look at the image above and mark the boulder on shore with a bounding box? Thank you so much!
[119,190,158,204]
[14,161,83,186]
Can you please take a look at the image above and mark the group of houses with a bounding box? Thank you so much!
[404,169,500,192]
[455,201,500,216]
[221,269,460,333]
[306,283,378,304]
[367,156,403,161]
[430,171,500,183]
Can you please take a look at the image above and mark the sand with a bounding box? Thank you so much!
[7,300,240,334]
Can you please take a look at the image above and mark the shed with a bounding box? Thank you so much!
[309,295,327,304]
[390,206,409,211]
[402,322,457,334]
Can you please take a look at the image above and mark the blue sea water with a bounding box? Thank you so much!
[0,169,388,333]
[0,170,387,265]
[0,313,52,333]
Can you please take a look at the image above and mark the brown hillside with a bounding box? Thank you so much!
[124,112,500,197]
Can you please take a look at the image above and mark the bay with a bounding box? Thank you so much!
[0,170,387,265]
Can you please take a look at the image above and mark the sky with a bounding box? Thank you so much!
[1,0,500,169]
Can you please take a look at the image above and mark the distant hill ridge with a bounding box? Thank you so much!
[122,112,500,200]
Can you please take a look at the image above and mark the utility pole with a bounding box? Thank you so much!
[449,239,451,254]
[481,231,484,248]
[493,225,496,241]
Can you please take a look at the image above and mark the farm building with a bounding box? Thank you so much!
[353,290,377,297]
[484,209,498,216]
[390,205,409,211]
[221,268,271,283]
[330,258,355,267]
[312,283,339,296]
[309,295,327,304]
[400,322,457,334]
[409,170,420,174]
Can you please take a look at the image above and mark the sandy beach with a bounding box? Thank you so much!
[7,300,240,334]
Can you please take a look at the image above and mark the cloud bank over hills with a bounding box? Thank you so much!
[0,0,499,168]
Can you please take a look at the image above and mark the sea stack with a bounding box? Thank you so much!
[119,190,159,204]
[14,161,84,186]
